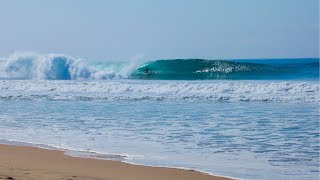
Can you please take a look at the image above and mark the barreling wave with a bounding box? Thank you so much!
[131,59,319,80]
[0,52,318,80]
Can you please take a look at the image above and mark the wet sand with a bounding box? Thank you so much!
[0,144,233,180]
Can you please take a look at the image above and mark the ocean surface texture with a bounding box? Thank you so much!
[0,53,319,180]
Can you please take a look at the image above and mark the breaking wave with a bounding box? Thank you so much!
[0,52,139,80]
[0,52,318,80]
[132,59,319,80]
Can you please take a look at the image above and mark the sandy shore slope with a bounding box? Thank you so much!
[0,144,233,180]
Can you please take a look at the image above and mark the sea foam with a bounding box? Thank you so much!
[0,80,318,102]
[0,52,138,80]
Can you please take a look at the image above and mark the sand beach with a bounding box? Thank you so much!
[0,144,232,180]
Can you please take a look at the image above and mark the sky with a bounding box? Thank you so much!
[0,0,319,61]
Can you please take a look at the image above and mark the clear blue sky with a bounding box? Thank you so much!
[0,0,318,60]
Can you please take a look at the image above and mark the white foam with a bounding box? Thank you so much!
[0,80,318,102]
[0,52,142,80]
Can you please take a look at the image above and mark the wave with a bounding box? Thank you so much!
[0,52,140,80]
[0,52,318,80]
[0,80,318,102]
[132,59,319,80]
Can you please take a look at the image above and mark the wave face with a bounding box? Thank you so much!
[131,59,319,80]
[0,80,318,102]
[0,53,318,80]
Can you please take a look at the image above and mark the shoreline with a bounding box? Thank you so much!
[0,144,234,180]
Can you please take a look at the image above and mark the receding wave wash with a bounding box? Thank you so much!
[0,53,318,80]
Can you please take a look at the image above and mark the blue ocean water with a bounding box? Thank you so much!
[0,53,319,179]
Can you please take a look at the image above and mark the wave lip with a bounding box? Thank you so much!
[0,80,318,102]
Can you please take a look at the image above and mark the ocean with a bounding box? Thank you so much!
[0,53,319,180]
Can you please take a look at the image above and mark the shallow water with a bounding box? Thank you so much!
[0,81,319,179]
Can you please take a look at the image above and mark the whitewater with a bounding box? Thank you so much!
[0,80,318,102]
[0,52,319,180]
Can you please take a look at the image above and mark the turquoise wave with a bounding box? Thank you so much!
[130,59,319,80]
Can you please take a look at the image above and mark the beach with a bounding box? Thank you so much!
[0,79,319,179]
[0,144,232,180]
[1,0,319,179]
